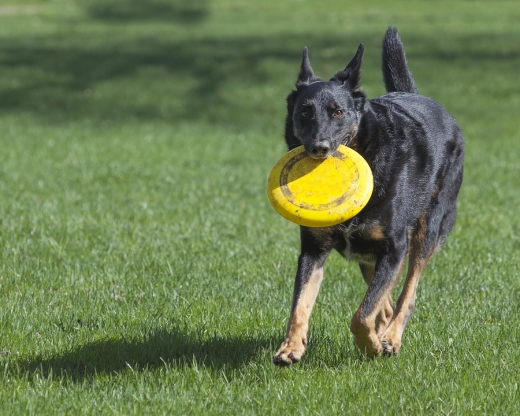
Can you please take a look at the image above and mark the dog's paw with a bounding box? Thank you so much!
[352,333,383,358]
[379,321,403,356]
[272,338,306,366]
[380,338,401,356]
[351,317,384,358]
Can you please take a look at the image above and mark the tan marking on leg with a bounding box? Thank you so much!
[273,265,323,365]
[376,297,394,336]
[351,259,405,358]
[381,214,432,356]
[380,255,430,355]
[359,263,394,335]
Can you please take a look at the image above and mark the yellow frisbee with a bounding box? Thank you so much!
[267,145,373,227]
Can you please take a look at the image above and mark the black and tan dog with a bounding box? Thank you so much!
[273,27,464,365]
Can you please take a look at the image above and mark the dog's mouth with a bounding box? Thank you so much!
[300,127,358,159]
[342,130,357,147]
[305,136,352,159]
[342,124,359,147]
[342,134,352,146]
[306,151,330,160]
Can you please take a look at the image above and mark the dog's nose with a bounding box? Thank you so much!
[309,141,331,158]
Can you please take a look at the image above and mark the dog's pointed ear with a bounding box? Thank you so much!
[296,47,321,87]
[331,43,364,92]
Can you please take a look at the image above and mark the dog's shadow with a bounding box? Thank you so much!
[17,328,278,382]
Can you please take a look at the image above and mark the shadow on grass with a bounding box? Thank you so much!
[0,34,307,126]
[1,12,517,128]
[84,0,209,23]
[17,328,278,382]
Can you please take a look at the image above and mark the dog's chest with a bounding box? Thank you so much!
[339,223,379,265]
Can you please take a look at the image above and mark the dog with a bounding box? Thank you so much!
[272,27,464,365]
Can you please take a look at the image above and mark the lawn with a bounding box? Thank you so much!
[0,0,519,414]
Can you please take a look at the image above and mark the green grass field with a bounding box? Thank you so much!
[1,0,519,414]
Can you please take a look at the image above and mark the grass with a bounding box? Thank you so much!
[0,0,519,414]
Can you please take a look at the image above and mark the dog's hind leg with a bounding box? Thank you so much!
[379,136,463,356]
[350,235,408,358]
[359,263,394,336]
[273,228,333,366]
[379,213,435,356]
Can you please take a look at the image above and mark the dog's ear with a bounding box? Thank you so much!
[296,47,321,87]
[284,90,301,150]
[331,43,364,92]
[354,95,366,113]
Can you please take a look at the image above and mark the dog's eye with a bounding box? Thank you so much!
[333,109,344,118]
[301,110,310,118]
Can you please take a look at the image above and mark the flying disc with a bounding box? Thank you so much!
[267,145,373,227]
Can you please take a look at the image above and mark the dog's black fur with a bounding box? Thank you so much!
[273,27,464,365]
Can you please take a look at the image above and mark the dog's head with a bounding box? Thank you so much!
[285,44,366,159]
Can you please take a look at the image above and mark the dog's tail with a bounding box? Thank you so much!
[382,26,418,94]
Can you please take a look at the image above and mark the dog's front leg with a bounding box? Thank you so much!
[273,228,332,366]
[350,238,407,358]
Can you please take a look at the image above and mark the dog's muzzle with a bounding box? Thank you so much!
[307,140,331,159]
